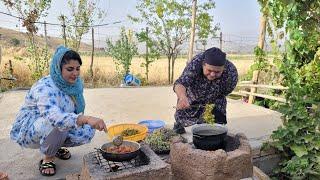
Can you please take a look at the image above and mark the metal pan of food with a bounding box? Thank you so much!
[97,140,141,162]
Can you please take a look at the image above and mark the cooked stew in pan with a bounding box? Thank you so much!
[104,145,136,154]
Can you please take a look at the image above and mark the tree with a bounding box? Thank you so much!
[59,0,104,51]
[259,0,320,178]
[136,27,160,83]
[105,27,138,76]
[129,0,218,84]
[2,0,52,80]
[10,38,21,46]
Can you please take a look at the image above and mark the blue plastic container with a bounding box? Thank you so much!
[138,120,165,133]
[124,74,141,86]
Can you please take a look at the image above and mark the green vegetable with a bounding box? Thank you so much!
[145,128,177,152]
[202,104,215,125]
[121,128,139,136]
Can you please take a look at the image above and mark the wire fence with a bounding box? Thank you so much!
[0,10,274,56]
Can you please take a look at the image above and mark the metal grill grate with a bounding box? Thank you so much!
[89,149,150,173]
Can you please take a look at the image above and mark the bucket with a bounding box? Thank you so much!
[124,74,141,86]
[138,120,165,133]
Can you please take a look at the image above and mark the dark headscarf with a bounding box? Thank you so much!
[203,47,226,66]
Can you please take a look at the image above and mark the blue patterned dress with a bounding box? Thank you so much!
[10,76,95,148]
[174,52,238,126]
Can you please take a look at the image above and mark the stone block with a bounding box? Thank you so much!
[253,154,281,175]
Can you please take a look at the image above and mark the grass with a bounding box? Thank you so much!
[0,54,254,90]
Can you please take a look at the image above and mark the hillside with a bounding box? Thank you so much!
[0,27,92,52]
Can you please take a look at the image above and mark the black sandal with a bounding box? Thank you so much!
[39,159,56,176]
[55,147,71,160]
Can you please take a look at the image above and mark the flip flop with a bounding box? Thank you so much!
[55,147,71,160]
[39,159,56,176]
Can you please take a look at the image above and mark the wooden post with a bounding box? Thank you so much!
[248,70,260,104]
[0,47,1,67]
[219,32,223,50]
[258,15,267,50]
[90,28,94,80]
[0,43,2,68]
[44,21,49,67]
[248,15,267,104]
[8,60,13,75]
[8,59,14,88]
[145,27,149,81]
[61,16,67,47]
[0,34,2,67]
[0,34,2,88]
[44,21,48,48]
[187,0,197,64]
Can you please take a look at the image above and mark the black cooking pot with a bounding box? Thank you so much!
[98,140,141,162]
[192,124,227,151]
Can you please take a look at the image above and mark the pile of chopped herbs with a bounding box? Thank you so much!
[145,128,178,153]
[121,128,139,136]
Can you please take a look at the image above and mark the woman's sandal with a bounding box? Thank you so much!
[39,159,56,176]
[55,147,71,160]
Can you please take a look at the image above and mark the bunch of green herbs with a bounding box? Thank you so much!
[145,128,177,153]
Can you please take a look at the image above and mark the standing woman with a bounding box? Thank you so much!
[10,46,106,176]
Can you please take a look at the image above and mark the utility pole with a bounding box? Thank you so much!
[187,0,197,64]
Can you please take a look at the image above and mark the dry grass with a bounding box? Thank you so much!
[0,54,254,90]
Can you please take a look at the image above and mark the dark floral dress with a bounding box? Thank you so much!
[174,52,238,127]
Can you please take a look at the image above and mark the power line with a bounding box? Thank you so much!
[0,11,123,28]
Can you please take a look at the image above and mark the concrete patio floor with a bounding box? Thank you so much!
[0,87,282,179]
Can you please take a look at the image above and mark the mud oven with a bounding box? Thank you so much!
[80,133,252,180]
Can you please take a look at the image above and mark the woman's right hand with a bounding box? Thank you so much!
[77,115,106,131]
[177,96,190,110]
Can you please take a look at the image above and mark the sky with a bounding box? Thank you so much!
[0,0,263,51]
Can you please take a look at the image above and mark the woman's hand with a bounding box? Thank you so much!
[77,115,106,131]
[177,96,190,110]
